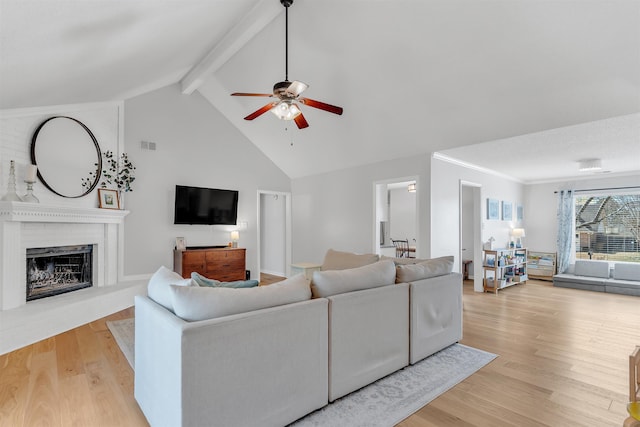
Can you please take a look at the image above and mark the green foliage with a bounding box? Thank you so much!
[81,151,136,192]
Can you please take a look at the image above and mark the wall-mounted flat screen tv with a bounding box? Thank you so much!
[174,185,238,225]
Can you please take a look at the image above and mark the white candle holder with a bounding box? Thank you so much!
[22,180,39,203]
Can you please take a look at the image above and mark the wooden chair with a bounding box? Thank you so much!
[391,239,413,258]
[625,346,640,427]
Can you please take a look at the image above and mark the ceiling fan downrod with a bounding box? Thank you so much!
[281,0,293,82]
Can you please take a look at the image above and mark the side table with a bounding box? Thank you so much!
[291,262,322,280]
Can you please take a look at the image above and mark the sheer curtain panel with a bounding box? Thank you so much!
[556,189,574,273]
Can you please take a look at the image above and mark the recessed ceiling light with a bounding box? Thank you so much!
[578,158,602,172]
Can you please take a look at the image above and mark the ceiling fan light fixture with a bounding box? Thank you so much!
[578,158,602,172]
[271,101,301,120]
[231,0,343,129]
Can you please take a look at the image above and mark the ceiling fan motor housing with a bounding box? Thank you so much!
[273,81,294,98]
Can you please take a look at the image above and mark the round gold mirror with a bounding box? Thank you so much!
[30,116,102,198]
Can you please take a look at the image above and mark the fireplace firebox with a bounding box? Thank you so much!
[26,245,93,301]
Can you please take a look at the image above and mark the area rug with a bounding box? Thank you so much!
[106,318,134,369]
[289,343,497,427]
[107,317,497,426]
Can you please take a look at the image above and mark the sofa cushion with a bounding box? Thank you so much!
[147,266,194,311]
[574,260,610,278]
[395,256,454,283]
[613,263,640,281]
[311,259,396,298]
[170,273,311,321]
[321,249,379,271]
[191,272,259,288]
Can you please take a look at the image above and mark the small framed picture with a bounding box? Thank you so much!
[487,198,499,220]
[98,189,120,209]
[176,237,186,251]
[517,204,524,221]
[502,201,513,221]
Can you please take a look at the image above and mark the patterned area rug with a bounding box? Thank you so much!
[107,317,497,426]
[289,343,497,427]
[106,318,134,369]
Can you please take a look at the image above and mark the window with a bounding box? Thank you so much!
[575,193,640,263]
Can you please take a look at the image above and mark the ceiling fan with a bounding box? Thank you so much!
[231,0,343,129]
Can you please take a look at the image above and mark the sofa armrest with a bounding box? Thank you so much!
[409,272,463,364]
[134,295,328,427]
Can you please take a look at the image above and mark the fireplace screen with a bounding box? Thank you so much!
[26,245,93,301]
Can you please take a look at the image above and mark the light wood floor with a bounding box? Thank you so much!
[1,277,638,426]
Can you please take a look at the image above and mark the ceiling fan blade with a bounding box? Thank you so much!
[284,81,308,97]
[244,102,278,120]
[231,92,273,97]
[300,98,343,115]
[294,112,309,129]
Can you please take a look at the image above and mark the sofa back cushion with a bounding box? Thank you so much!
[147,266,194,311]
[574,260,610,278]
[321,249,379,271]
[311,259,396,298]
[395,256,454,283]
[170,273,311,321]
[613,263,640,281]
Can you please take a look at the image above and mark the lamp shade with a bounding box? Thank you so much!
[511,228,525,238]
[230,231,239,241]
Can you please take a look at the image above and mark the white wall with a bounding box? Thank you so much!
[291,154,432,265]
[524,173,640,255]
[430,157,525,275]
[1,103,121,207]
[123,84,291,278]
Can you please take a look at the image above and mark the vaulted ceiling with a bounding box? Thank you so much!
[2,0,639,181]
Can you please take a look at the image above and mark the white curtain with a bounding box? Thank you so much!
[556,190,574,273]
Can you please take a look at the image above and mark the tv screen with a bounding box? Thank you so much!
[174,185,238,225]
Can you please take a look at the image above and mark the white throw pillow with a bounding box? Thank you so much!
[147,266,194,311]
[321,248,380,271]
[311,259,396,298]
[170,273,312,322]
[395,256,454,283]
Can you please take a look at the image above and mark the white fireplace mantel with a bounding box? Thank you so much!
[1,201,130,310]
[0,201,129,223]
[0,201,146,355]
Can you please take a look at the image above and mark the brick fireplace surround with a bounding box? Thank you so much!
[0,201,146,354]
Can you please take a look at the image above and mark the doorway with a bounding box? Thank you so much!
[257,190,292,278]
[373,177,419,257]
[459,181,483,292]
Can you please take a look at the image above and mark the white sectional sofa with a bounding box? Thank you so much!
[553,260,640,296]
[135,251,463,427]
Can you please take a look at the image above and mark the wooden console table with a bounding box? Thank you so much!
[174,247,246,281]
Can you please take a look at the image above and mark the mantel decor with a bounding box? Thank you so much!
[83,150,136,193]
[98,188,120,209]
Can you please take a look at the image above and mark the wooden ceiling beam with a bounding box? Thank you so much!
[180,0,282,95]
